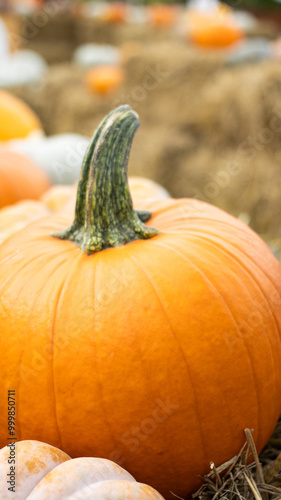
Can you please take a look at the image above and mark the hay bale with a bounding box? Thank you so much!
[10,43,281,247]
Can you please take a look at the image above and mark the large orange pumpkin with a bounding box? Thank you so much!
[0,106,281,499]
[0,90,42,141]
[0,149,51,208]
[0,440,164,499]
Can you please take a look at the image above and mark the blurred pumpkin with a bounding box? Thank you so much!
[102,2,129,24]
[128,176,170,202]
[7,133,89,184]
[0,149,50,209]
[0,440,164,499]
[147,4,179,28]
[85,65,124,96]
[0,106,280,499]
[0,90,42,141]
[73,44,121,68]
[187,1,244,48]
[42,184,76,214]
[0,50,47,88]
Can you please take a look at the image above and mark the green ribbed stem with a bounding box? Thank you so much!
[53,105,158,254]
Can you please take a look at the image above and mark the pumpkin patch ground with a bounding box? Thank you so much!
[0,3,281,500]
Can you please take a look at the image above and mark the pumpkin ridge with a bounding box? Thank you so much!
[17,253,77,445]
[184,232,281,430]
[0,213,63,255]
[187,228,281,307]
[50,280,67,451]
[185,231,281,345]
[128,251,208,471]
[151,240,261,445]
[93,256,121,454]
[49,251,97,450]
[156,237,281,450]
[1,252,64,441]
[0,250,53,298]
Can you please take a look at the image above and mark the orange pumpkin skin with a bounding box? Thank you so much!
[85,65,124,96]
[102,2,128,24]
[189,23,244,48]
[0,200,49,244]
[0,440,164,499]
[188,9,244,48]
[41,184,76,213]
[129,177,170,202]
[0,150,51,208]
[0,107,281,499]
[0,90,42,141]
[147,5,178,28]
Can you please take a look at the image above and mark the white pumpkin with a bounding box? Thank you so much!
[73,43,121,68]
[7,133,90,184]
[0,50,47,87]
[0,440,164,500]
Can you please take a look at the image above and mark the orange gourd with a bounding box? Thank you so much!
[0,106,281,499]
[102,2,128,24]
[0,440,164,499]
[0,90,43,141]
[187,4,244,48]
[85,65,124,96]
[0,149,50,208]
[147,4,179,28]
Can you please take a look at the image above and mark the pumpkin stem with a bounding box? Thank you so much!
[53,105,158,253]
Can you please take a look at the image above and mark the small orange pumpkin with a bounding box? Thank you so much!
[0,149,50,208]
[85,65,124,96]
[147,4,179,28]
[102,2,129,24]
[0,90,43,141]
[0,440,164,499]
